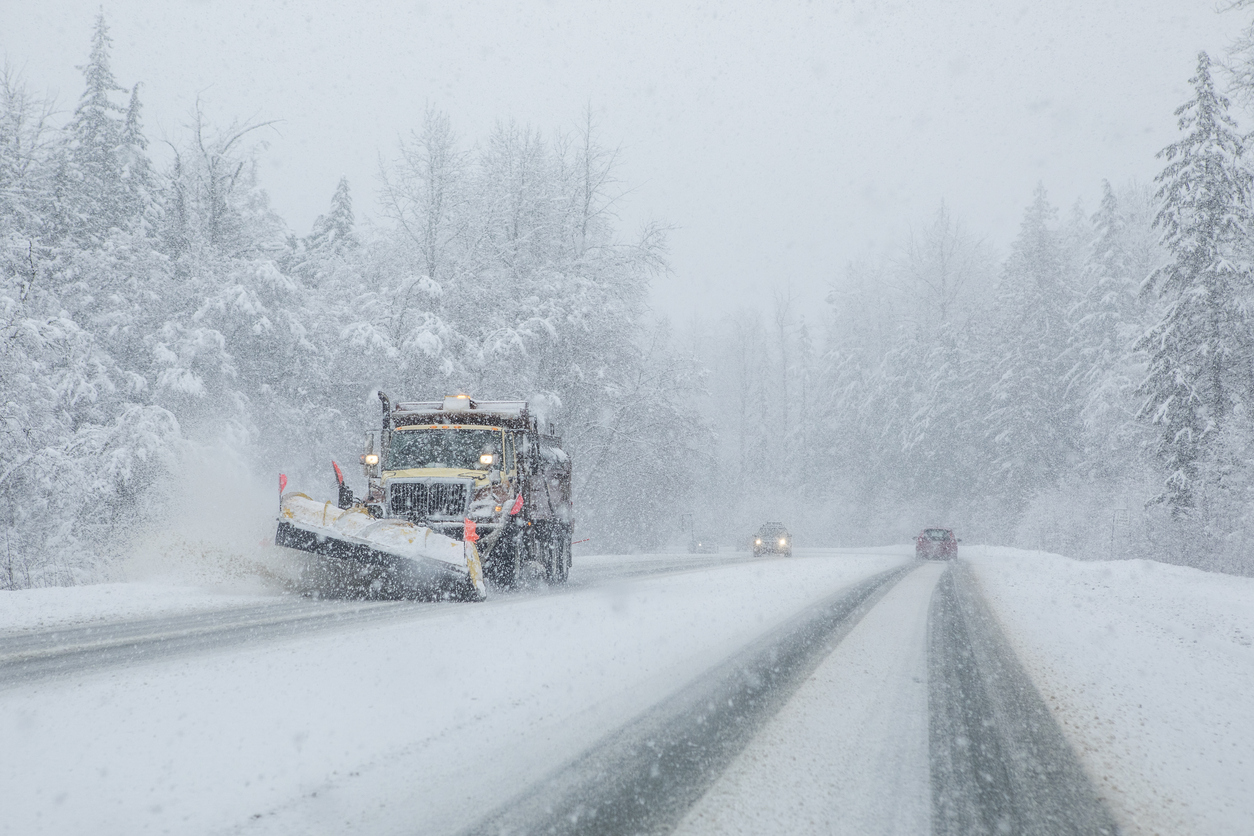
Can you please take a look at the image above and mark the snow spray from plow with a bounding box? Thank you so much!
[275,492,486,601]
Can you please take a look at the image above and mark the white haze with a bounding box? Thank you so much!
[5,1,1254,585]
[2,0,1234,316]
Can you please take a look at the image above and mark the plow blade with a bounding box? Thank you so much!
[275,493,486,601]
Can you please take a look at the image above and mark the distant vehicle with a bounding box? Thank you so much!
[916,528,958,560]
[689,535,719,554]
[753,522,792,557]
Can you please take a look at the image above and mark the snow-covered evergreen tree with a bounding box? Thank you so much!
[1066,181,1158,483]
[58,13,149,242]
[984,185,1080,502]
[1138,51,1254,515]
[306,176,358,258]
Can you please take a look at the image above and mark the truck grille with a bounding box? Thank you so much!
[389,481,470,520]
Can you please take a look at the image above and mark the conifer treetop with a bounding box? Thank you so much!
[1151,50,1251,290]
[75,12,125,120]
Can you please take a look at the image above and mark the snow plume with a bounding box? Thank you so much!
[119,438,293,594]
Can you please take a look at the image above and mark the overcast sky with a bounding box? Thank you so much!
[2,1,1243,321]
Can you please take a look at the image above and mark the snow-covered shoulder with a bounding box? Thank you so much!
[964,546,1254,836]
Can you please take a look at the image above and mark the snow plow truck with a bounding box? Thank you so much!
[275,394,573,600]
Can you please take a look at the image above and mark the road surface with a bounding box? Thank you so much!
[0,549,1118,835]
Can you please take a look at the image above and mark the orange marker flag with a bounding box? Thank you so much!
[463,518,479,542]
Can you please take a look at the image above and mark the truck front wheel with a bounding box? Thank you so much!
[539,524,570,584]
[485,527,523,587]
[551,530,571,584]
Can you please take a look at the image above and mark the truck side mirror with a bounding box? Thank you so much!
[333,461,355,509]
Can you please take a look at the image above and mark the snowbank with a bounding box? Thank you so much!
[966,546,1254,836]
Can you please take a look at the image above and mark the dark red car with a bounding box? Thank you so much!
[916,528,958,560]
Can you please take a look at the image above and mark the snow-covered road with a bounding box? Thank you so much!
[0,553,769,690]
[1,550,902,835]
[675,561,940,836]
[3,546,1252,835]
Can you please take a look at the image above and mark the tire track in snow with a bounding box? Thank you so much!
[672,561,943,835]
[0,552,776,689]
[457,562,917,836]
[0,600,422,688]
[928,560,1121,836]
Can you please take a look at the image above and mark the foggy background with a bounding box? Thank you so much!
[4,1,1234,315]
[5,1,1254,587]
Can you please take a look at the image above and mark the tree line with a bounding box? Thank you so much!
[6,15,1254,587]
[693,50,1254,575]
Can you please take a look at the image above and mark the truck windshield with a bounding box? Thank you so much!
[386,429,501,471]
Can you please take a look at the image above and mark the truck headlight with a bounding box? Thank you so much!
[479,453,494,466]
[755,538,761,545]
[779,538,787,546]
[363,453,379,466]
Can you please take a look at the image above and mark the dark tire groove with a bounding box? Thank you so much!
[928,561,1120,836]
[456,562,917,836]
[0,600,432,688]
[0,553,772,689]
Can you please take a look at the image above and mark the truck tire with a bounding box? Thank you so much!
[547,528,571,584]
[486,528,523,588]
[534,523,562,584]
